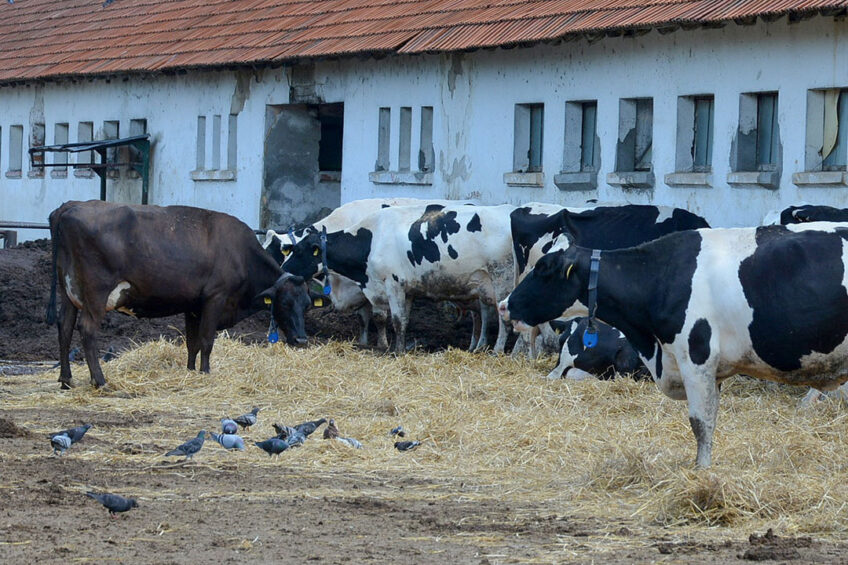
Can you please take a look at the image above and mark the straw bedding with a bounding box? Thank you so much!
[5,335,848,539]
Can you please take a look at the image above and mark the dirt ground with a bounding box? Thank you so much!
[2,241,848,563]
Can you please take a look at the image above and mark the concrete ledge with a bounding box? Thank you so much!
[27,169,45,179]
[554,171,597,191]
[319,170,342,183]
[74,169,95,179]
[792,171,848,187]
[664,172,712,188]
[191,169,237,182]
[727,171,780,189]
[606,171,654,189]
[50,170,68,179]
[5,170,22,179]
[369,170,433,185]
[503,171,544,187]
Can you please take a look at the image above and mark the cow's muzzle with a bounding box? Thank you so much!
[497,299,510,322]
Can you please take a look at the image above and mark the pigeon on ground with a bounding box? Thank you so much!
[336,436,363,449]
[234,407,260,430]
[50,423,92,445]
[51,433,72,456]
[390,426,406,438]
[86,492,138,517]
[210,432,245,451]
[51,347,81,369]
[294,418,327,437]
[272,423,305,447]
[394,440,421,452]
[102,346,118,362]
[254,437,290,458]
[165,430,206,460]
[220,418,238,435]
[323,419,339,440]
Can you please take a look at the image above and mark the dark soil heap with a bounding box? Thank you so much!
[0,239,475,362]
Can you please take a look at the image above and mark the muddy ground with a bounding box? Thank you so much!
[2,241,848,563]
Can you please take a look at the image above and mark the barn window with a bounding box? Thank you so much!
[729,92,780,189]
[666,95,714,188]
[607,98,654,189]
[29,123,45,178]
[53,123,69,174]
[75,121,94,178]
[513,103,544,173]
[196,116,206,171]
[419,106,434,172]
[375,107,391,171]
[398,107,412,172]
[7,124,23,177]
[794,88,848,187]
[556,100,599,191]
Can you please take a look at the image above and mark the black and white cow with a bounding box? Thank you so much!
[779,204,848,225]
[500,222,848,467]
[283,204,515,353]
[546,318,650,381]
[264,198,475,348]
[509,203,710,357]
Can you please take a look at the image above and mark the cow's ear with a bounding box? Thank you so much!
[309,291,326,308]
[282,245,292,256]
[255,287,274,306]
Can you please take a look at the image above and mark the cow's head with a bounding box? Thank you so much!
[281,230,324,280]
[499,247,588,330]
[258,273,323,346]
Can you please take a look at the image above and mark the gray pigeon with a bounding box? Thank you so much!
[336,436,363,449]
[86,492,138,517]
[394,440,421,452]
[254,437,290,458]
[51,433,72,456]
[210,432,245,451]
[102,346,118,362]
[50,423,92,445]
[220,418,238,435]
[390,426,405,438]
[272,423,305,447]
[294,418,327,437]
[165,430,206,460]
[234,407,260,430]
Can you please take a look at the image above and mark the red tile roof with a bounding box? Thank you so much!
[0,0,845,83]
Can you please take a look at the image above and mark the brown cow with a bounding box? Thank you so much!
[46,200,317,389]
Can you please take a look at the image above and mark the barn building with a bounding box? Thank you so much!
[1,0,848,242]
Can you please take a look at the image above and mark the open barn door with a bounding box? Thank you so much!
[261,103,343,231]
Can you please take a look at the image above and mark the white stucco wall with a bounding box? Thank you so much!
[2,15,848,242]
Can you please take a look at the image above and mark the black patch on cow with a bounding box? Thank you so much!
[406,205,461,266]
[557,317,649,380]
[283,229,373,288]
[541,240,553,254]
[381,204,390,208]
[466,213,482,232]
[688,318,712,365]
[509,207,569,276]
[392,274,399,282]
[739,226,848,371]
[447,245,458,259]
[780,204,848,224]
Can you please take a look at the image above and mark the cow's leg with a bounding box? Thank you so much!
[56,290,78,389]
[680,365,720,469]
[528,325,540,359]
[78,309,107,388]
[546,342,573,380]
[356,305,372,346]
[468,310,480,351]
[474,303,490,351]
[492,304,509,354]
[185,312,201,371]
[386,287,410,354]
[197,301,223,373]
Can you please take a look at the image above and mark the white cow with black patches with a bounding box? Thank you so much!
[500,222,848,468]
[284,204,515,353]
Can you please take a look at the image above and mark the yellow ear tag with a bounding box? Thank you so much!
[566,264,574,279]
[263,296,272,305]
[313,248,320,256]
[313,297,324,307]
[282,248,291,256]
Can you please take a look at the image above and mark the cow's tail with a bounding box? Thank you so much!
[46,213,59,326]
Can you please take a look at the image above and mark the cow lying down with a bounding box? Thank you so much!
[501,222,848,467]
[47,200,318,389]
[546,318,650,381]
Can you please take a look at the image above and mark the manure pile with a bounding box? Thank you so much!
[5,336,848,538]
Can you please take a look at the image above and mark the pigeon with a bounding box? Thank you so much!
[390,426,406,438]
[323,419,339,440]
[86,492,138,517]
[50,423,92,445]
[234,407,260,430]
[394,440,421,452]
[336,437,363,449]
[220,418,238,435]
[102,346,118,362]
[165,430,206,460]
[51,433,72,456]
[210,432,245,451]
[272,423,305,447]
[294,418,327,437]
[254,437,290,458]
[51,347,81,369]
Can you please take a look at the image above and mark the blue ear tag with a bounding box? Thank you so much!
[323,284,332,295]
[268,331,279,343]
[583,327,598,349]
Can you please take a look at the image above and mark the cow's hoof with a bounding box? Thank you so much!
[59,381,74,390]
